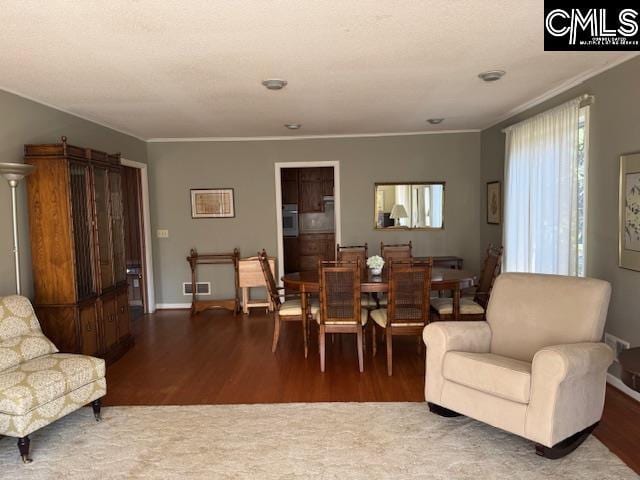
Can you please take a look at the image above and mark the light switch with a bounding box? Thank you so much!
[157,229,169,238]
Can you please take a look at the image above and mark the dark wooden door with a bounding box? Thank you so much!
[281,168,299,204]
[116,288,130,340]
[79,303,99,356]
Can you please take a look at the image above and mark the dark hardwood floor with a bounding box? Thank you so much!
[106,309,640,473]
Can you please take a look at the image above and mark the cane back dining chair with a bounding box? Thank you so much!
[380,241,412,264]
[258,249,318,358]
[336,243,379,310]
[430,244,503,321]
[316,259,369,372]
[371,258,433,375]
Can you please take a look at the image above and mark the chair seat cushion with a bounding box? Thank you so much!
[430,297,485,315]
[443,352,532,404]
[370,309,424,328]
[316,308,369,325]
[0,353,106,415]
[360,296,378,308]
[279,298,319,317]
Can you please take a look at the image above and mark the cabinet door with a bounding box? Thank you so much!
[283,237,299,273]
[79,303,99,356]
[109,169,127,284]
[116,289,130,340]
[101,295,118,351]
[93,166,115,291]
[299,180,323,212]
[322,167,334,196]
[69,162,96,300]
[281,169,298,204]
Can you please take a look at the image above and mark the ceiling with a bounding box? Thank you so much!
[0,1,635,140]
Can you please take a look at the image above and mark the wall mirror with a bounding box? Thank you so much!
[374,182,445,230]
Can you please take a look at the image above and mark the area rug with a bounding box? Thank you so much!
[0,403,634,479]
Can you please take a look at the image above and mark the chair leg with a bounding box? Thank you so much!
[319,326,326,372]
[302,314,308,359]
[356,327,364,373]
[535,423,598,459]
[417,334,423,355]
[386,329,393,376]
[92,398,102,422]
[17,436,32,464]
[372,324,377,356]
[271,312,281,353]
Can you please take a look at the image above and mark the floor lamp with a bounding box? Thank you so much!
[0,162,35,295]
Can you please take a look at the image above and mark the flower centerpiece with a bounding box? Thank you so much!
[366,255,385,276]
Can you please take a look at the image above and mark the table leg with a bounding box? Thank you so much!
[301,286,309,358]
[453,287,461,321]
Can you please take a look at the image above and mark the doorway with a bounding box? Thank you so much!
[274,161,341,283]
[121,159,155,315]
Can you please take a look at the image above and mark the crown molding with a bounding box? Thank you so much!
[147,129,481,143]
[0,85,147,141]
[483,52,640,131]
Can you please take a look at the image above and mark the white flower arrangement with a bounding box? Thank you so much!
[366,255,385,270]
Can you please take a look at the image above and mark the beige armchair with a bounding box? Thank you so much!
[423,273,613,459]
[0,295,106,463]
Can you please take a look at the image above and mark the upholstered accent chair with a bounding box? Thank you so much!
[0,295,106,463]
[423,273,613,459]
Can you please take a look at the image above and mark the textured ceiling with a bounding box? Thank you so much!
[0,1,634,140]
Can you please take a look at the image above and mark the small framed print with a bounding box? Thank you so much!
[486,181,501,225]
[190,188,235,218]
[619,153,640,271]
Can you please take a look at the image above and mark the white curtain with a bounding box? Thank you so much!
[503,98,581,275]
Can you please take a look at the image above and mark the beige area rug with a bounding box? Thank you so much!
[0,403,635,479]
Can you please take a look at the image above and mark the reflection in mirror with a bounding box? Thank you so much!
[375,183,444,229]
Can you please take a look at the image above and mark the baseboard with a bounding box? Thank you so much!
[607,373,640,402]
[156,303,191,309]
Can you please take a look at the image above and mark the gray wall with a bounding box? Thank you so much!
[148,133,482,304]
[0,89,147,298]
[480,56,640,351]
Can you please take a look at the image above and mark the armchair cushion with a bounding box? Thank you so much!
[279,298,319,317]
[430,297,485,315]
[0,353,105,416]
[443,352,532,404]
[0,295,58,371]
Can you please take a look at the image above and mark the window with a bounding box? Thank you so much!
[503,97,590,276]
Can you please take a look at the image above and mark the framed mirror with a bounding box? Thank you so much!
[374,182,445,230]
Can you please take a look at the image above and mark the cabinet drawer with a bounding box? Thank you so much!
[299,236,325,255]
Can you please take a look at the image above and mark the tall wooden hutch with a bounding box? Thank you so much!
[25,136,133,363]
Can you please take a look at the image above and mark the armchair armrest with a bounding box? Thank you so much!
[526,342,614,447]
[422,321,492,403]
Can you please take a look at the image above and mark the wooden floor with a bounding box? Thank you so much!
[106,309,640,473]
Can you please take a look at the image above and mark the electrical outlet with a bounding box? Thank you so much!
[604,333,630,362]
[157,229,169,238]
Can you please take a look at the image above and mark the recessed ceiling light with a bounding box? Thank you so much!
[478,70,506,82]
[427,118,444,125]
[284,123,301,130]
[262,79,288,90]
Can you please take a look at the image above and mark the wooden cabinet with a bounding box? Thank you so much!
[283,236,299,273]
[322,168,334,196]
[25,136,134,364]
[299,168,324,213]
[281,168,299,204]
[298,233,335,271]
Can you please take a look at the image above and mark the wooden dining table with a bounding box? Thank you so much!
[282,267,477,321]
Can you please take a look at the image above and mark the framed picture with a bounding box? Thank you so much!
[486,181,501,225]
[190,188,235,218]
[619,153,640,271]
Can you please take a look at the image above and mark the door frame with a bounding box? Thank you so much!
[274,161,341,284]
[121,158,156,313]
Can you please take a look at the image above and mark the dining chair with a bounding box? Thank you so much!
[371,258,432,376]
[380,241,412,263]
[316,259,369,372]
[258,249,318,358]
[430,244,503,321]
[336,243,378,310]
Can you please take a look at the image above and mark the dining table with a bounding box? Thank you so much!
[282,266,477,321]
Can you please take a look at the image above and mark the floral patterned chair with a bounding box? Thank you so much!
[0,295,106,463]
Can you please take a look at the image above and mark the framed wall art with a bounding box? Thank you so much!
[486,181,501,225]
[619,153,640,271]
[191,188,235,218]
